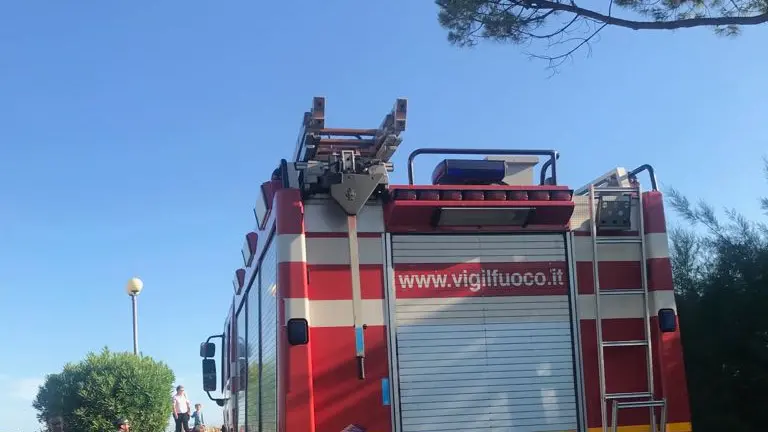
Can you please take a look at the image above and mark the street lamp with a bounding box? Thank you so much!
[125,277,144,355]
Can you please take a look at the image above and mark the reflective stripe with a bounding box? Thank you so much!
[381,378,391,406]
[285,294,675,327]
[572,233,669,261]
[277,233,306,263]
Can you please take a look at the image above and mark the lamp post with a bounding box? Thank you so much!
[125,277,144,355]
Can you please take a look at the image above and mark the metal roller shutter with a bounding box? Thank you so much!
[391,234,578,432]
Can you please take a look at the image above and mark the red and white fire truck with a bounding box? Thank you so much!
[199,97,692,432]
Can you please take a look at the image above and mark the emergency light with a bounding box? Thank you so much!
[431,159,507,185]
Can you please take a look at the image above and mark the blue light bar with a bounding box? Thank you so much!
[431,159,506,185]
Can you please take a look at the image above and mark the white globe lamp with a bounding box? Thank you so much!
[126,277,144,296]
[125,277,144,355]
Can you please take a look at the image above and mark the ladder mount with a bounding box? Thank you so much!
[291,96,407,215]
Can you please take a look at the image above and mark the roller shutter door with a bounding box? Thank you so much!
[391,234,578,432]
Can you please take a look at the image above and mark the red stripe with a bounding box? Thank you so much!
[575,261,641,294]
[307,265,385,300]
[275,189,304,235]
[576,259,673,294]
[642,191,667,234]
[310,325,391,432]
[278,325,286,432]
[383,196,574,232]
[647,257,673,292]
[305,232,382,238]
[276,214,314,431]
[581,319,659,428]
[284,343,315,431]
[279,262,309,298]
[580,318,691,428]
[650,316,692,423]
[390,184,573,191]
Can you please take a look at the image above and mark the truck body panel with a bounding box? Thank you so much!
[202,97,692,432]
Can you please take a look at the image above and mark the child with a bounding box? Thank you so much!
[190,403,205,430]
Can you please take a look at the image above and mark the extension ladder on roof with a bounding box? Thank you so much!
[292,96,407,165]
[289,96,407,383]
[581,167,667,432]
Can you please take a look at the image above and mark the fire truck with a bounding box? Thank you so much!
[199,97,692,432]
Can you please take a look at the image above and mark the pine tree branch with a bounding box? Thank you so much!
[528,0,768,30]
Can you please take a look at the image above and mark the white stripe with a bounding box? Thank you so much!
[284,298,386,326]
[395,295,571,326]
[645,232,670,260]
[392,254,566,264]
[283,297,310,323]
[304,200,384,233]
[306,237,383,265]
[277,233,306,263]
[392,234,566,264]
[285,293,678,327]
[572,233,669,261]
[577,290,677,320]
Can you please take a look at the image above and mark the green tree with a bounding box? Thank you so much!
[668,159,768,431]
[33,347,175,432]
[436,0,768,68]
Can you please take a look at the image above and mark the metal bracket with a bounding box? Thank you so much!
[347,215,366,380]
[340,150,356,172]
[329,173,386,216]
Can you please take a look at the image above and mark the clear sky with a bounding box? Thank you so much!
[1,1,766,431]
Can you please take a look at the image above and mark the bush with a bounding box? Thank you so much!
[668,159,768,432]
[33,347,175,432]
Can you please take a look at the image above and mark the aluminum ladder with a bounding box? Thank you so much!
[587,183,668,432]
[289,96,407,381]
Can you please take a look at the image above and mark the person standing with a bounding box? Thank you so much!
[172,385,192,432]
[114,418,131,431]
[48,415,64,432]
[190,403,205,430]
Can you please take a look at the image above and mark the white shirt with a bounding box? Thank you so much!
[173,393,190,414]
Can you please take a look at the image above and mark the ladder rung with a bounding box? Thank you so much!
[606,392,653,400]
[602,340,648,347]
[615,399,666,409]
[596,237,642,244]
[600,289,645,295]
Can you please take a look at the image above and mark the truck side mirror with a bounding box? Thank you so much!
[202,359,217,391]
[200,342,216,358]
[658,308,677,333]
[287,318,309,345]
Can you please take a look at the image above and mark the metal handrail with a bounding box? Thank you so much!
[406,148,559,185]
[627,164,658,191]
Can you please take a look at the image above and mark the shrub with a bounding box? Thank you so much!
[33,347,175,432]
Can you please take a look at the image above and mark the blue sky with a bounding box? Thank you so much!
[0,1,766,431]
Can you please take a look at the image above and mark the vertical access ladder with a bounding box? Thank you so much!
[578,168,668,432]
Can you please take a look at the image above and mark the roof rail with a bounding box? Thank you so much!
[406,148,559,185]
[574,164,658,196]
[628,164,658,191]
